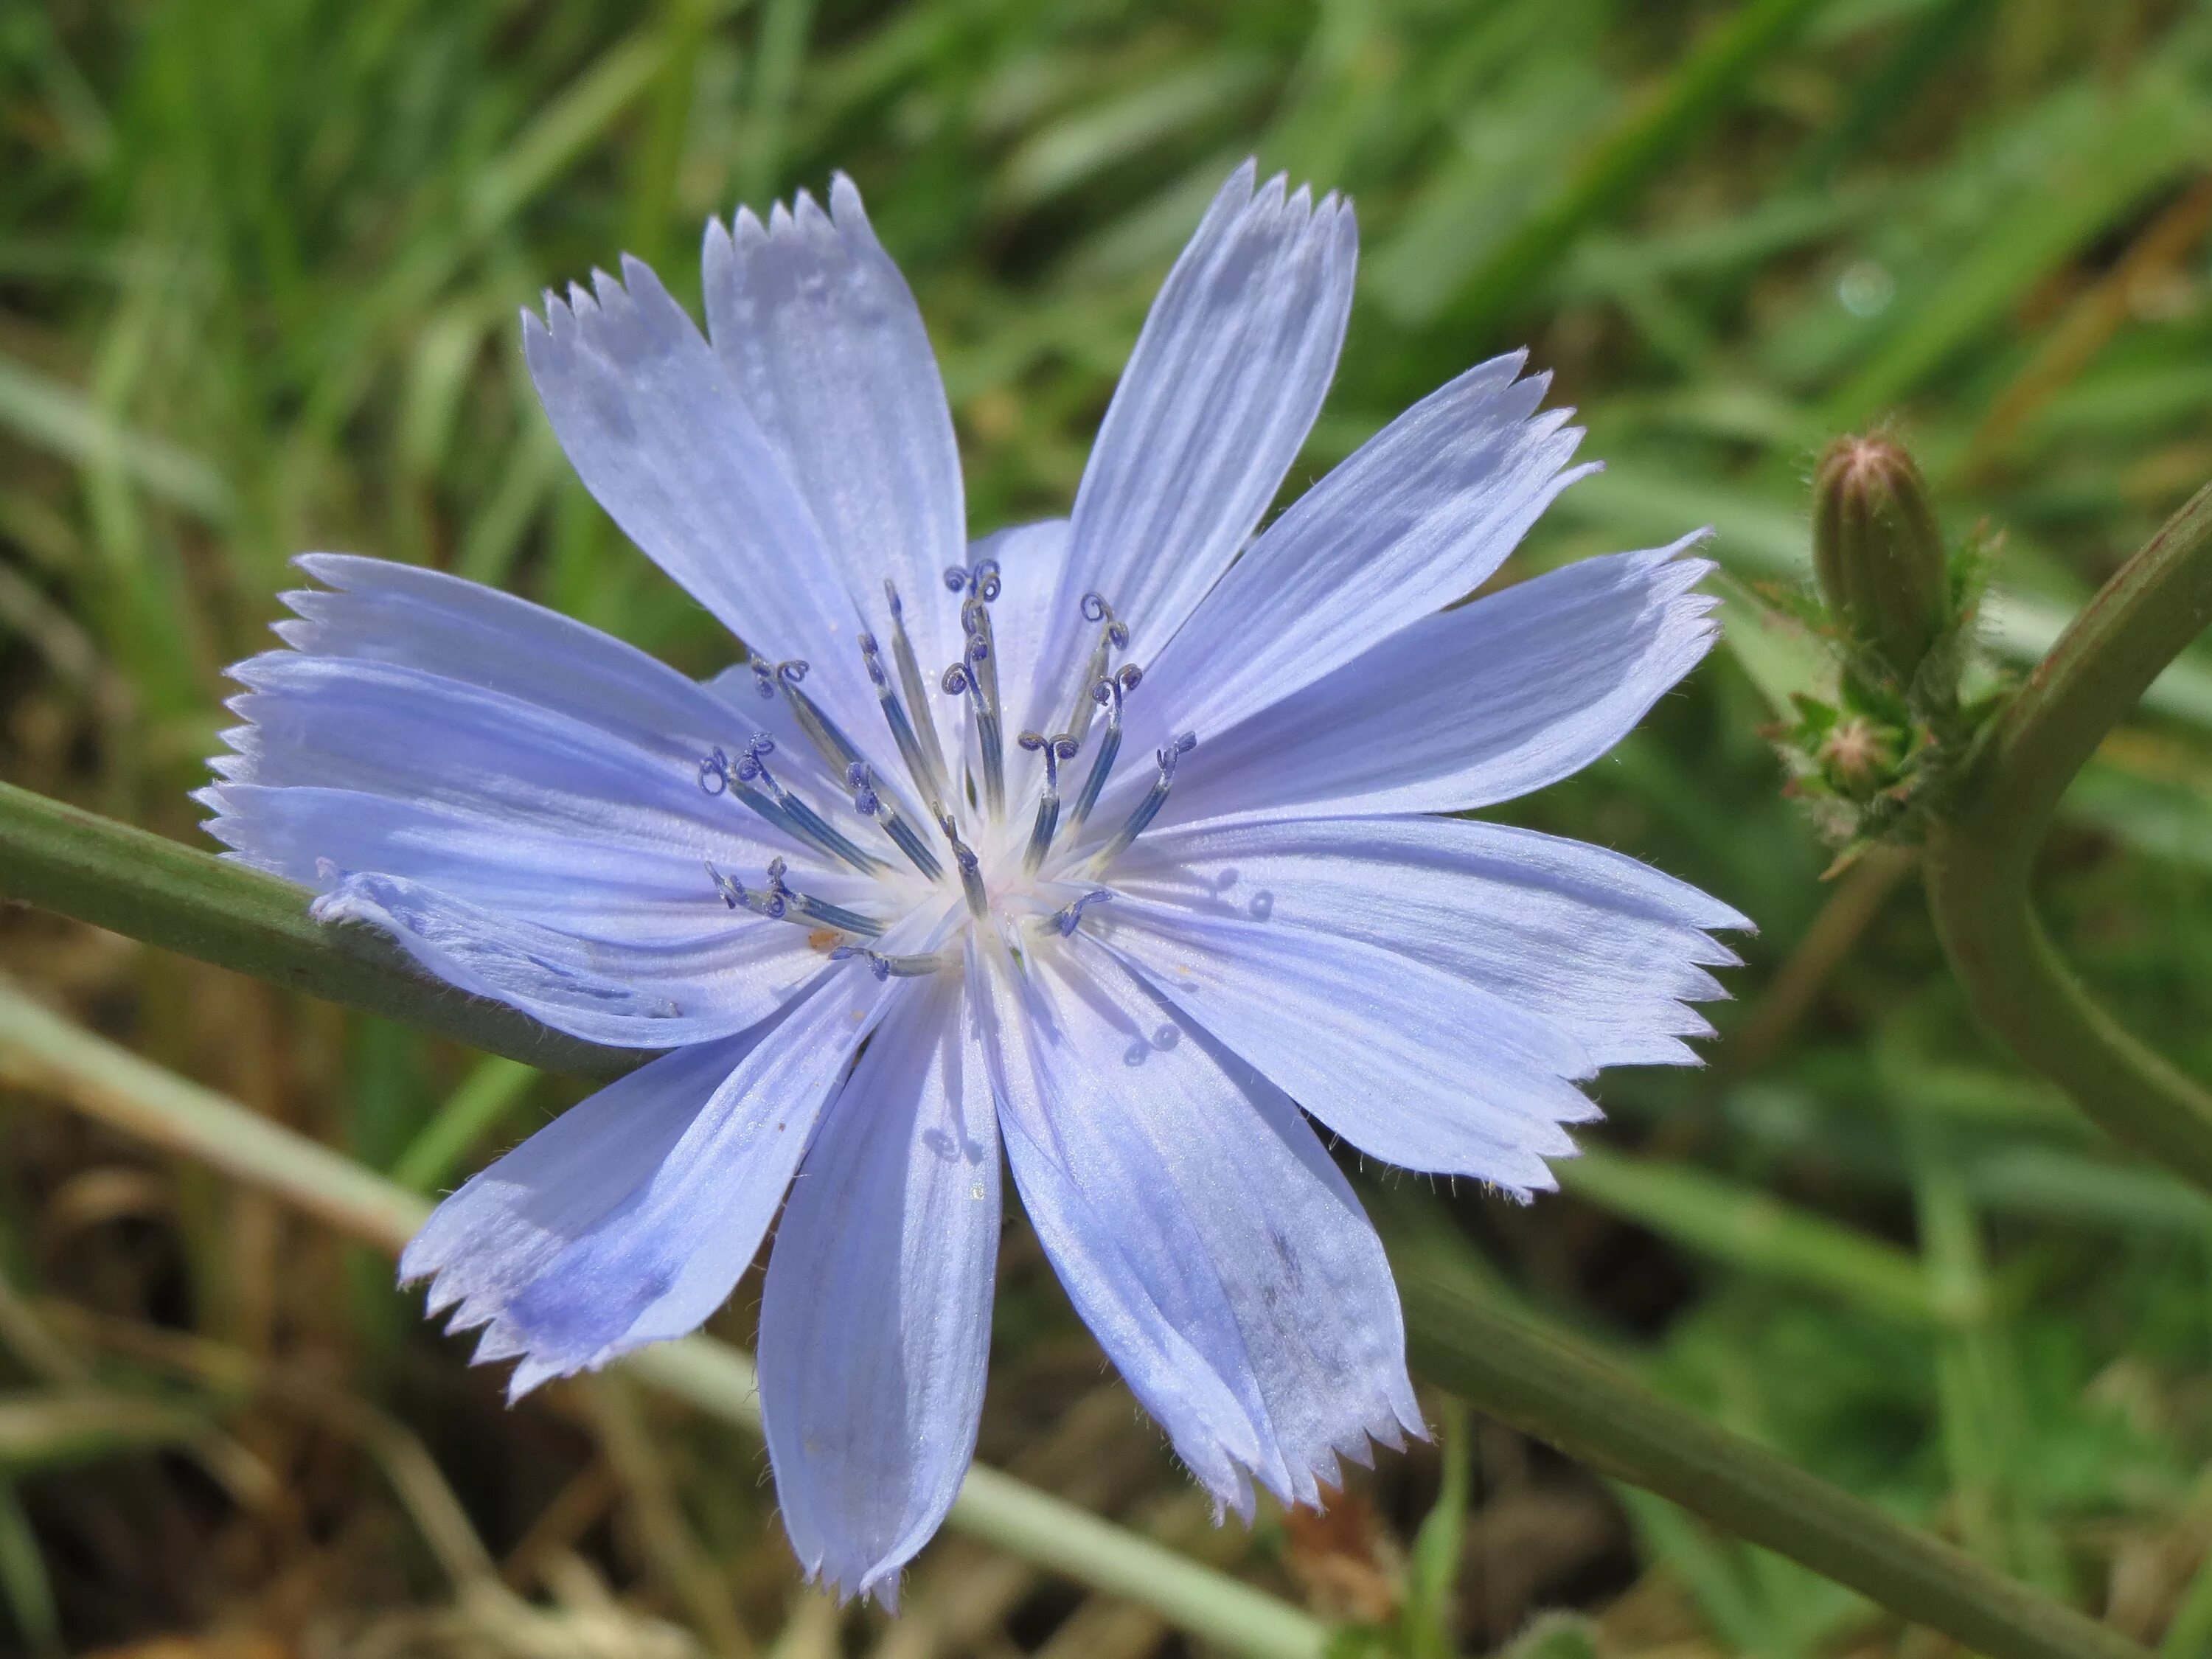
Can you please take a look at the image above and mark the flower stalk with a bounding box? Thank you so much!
[0,781,2152,1659]
[1922,479,2212,1192]
[0,780,641,1079]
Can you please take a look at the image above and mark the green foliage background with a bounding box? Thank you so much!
[6,0,2212,1652]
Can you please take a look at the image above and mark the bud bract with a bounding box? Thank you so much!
[1812,434,1950,686]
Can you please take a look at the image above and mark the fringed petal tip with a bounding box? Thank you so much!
[397,1205,704,1409]
[1214,153,1357,227]
[793,1551,908,1613]
[1482,1159,1563,1208]
[389,1253,580,1406]
[394,1234,562,1396]
[1183,1386,1432,1526]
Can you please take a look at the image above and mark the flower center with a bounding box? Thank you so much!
[694,563,1198,978]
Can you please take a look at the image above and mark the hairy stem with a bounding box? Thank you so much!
[0,787,2150,1658]
[1397,1257,2140,1659]
[0,781,639,1080]
[1923,481,2212,1191]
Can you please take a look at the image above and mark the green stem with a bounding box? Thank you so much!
[1923,481,2212,1192]
[0,793,2152,1655]
[0,781,638,1080]
[1394,1256,2141,1659]
[0,978,1325,1659]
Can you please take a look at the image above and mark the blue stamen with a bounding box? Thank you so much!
[757,654,876,788]
[938,814,992,919]
[733,737,890,876]
[1065,592,1130,744]
[698,745,845,863]
[942,616,1006,821]
[763,855,885,938]
[831,945,955,981]
[1066,664,1141,832]
[1018,730,1080,873]
[847,759,945,881]
[1091,730,1194,866]
[881,582,953,804]
[1048,889,1115,937]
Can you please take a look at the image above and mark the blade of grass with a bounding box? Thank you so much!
[1400,1397,1471,1659]
[0,1391,220,1473]
[1826,61,2212,423]
[0,1484,58,1659]
[1430,0,1833,342]
[389,1057,538,1195]
[735,0,818,206]
[1613,1484,1790,1655]
[1559,1146,1940,1326]
[0,352,232,524]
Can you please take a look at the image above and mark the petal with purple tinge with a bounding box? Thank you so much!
[522,259,877,739]
[400,974,885,1394]
[979,942,1422,1515]
[1090,893,1595,1195]
[1024,162,1357,731]
[212,653,806,867]
[275,553,777,774]
[1110,814,1749,1069]
[312,870,826,1046]
[200,782,809,945]
[1103,538,1718,832]
[705,175,967,736]
[759,975,1000,1606]
[1127,355,1590,759]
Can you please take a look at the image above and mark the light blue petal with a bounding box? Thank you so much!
[1090,894,1595,1194]
[400,975,882,1396]
[275,553,781,776]
[404,1040,736,1352]
[1124,355,1591,761]
[1111,815,1749,1070]
[311,870,827,1046]
[210,653,818,872]
[973,950,1262,1505]
[199,784,812,942]
[970,518,1071,745]
[978,943,1422,1516]
[1022,163,1357,733]
[759,975,1000,1607]
[522,259,880,742]
[201,643,868,1040]
[704,175,967,742]
[1102,538,1718,831]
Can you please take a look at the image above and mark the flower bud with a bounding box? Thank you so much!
[1818,714,1894,801]
[1812,434,1950,685]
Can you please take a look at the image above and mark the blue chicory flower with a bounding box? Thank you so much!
[199,161,1749,1604]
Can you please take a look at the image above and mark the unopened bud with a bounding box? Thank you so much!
[1813,434,1950,684]
[1818,715,1893,801]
